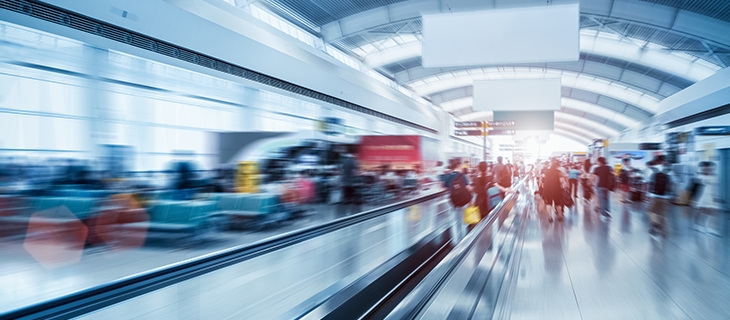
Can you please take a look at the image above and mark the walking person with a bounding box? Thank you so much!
[580,167,594,204]
[568,164,580,199]
[693,161,723,235]
[340,146,361,216]
[619,158,632,203]
[493,156,511,196]
[472,162,492,221]
[443,159,472,240]
[472,162,510,220]
[646,155,672,237]
[593,157,615,219]
[543,158,567,222]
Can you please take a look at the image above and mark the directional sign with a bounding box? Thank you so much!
[695,126,730,136]
[486,120,516,127]
[455,120,516,128]
[454,130,484,136]
[639,143,662,150]
[454,121,484,128]
[489,130,516,136]
[500,147,527,152]
[455,130,516,136]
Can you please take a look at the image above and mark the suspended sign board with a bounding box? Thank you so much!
[455,121,516,128]
[474,79,561,112]
[499,147,527,152]
[695,126,730,136]
[488,120,516,127]
[455,130,516,136]
[454,121,484,128]
[493,111,554,130]
[422,4,580,67]
[639,143,662,150]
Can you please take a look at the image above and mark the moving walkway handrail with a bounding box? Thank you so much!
[385,176,530,320]
[0,190,447,320]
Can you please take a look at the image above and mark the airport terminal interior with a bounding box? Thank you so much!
[0,0,729,319]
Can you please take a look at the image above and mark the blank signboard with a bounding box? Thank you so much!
[473,78,561,111]
[422,4,579,68]
[494,111,555,131]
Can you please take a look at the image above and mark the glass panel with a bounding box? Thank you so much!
[80,196,452,319]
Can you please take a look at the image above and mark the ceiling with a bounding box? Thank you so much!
[232,0,730,145]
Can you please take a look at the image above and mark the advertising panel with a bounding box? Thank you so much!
[358,136,422,171]
[609,151,650,171]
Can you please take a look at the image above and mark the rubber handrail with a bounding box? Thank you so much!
[0,190,447,320]
[384,176,530,320]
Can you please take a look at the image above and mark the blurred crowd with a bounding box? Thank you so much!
[531,154,724,238]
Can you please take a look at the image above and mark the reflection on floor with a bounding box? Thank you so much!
[0,196,412,314]
[505,191,730,320]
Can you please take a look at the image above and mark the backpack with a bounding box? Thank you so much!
[497,165,511,188]
[449,173,472,207]
[604,167,616,191]
[651,171,670,196]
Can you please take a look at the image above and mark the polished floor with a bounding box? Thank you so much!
[502,188,730,320]
[0,191,432,314]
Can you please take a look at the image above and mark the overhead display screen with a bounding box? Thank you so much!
[422,4,580,67]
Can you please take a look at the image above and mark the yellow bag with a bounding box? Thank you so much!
[464,205,481,225]
[676,190,690,206]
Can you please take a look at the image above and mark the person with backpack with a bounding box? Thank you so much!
[472,161,510,220]
[646,155,672,237]
[693,161,722,235]
[493,156,511,195]
[592,157,615,219]
[442,159,473,240]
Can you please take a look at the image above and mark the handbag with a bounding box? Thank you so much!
[463,204,481,225]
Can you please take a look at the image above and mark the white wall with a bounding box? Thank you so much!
[0,21,419,171]
[0,0,440,132]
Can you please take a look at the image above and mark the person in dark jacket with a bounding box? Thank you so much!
[593,157,614,219]
[543,158,567,222]
[473,161,509,220]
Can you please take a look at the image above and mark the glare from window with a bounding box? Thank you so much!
[413,68,660,113]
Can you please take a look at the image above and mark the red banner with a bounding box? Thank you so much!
[358,136,422,170]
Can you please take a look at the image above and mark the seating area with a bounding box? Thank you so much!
[51,189,112,198]
[0,190,289,246]
[119,200,220,244]
[209,193,287,230]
